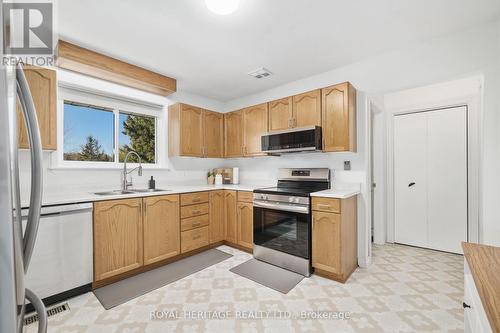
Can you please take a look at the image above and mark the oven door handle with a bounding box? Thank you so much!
[253,200,309,214]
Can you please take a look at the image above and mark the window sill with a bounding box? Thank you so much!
[48,165,170,171]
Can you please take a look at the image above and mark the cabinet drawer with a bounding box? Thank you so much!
[237,191,253,203]
[312,197,340,213]
[181,214,209,232]
[180,203,209,219]
[181,192,209,206]
[181,226,209,253]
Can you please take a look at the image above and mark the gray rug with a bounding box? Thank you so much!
[230,259,304,294]
[94,249,232,309]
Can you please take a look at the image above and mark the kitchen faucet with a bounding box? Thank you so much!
[122,151,143,191]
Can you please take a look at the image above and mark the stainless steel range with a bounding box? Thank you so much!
[253,168,330,276]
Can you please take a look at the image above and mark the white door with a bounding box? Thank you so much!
[394,112,428,248]
[426,107,467,253]
[394,106,467,254]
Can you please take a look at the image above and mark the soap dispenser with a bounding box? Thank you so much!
[148,176,156,189]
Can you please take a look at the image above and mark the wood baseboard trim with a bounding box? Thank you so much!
[313,265,358,283]
[222,240,253,253]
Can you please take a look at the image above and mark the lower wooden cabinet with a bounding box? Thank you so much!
[237,201,253,250]
[312,196,357,283]
[93,198,144,282]
[209,190,225,243]
[143,195,180,265]
[224,190,238,243]
[181,226,209,253]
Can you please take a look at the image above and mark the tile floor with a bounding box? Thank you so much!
[25,244,464,333]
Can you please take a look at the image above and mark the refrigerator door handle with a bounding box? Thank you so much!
[25,288,47,333]
[16,65,43,272]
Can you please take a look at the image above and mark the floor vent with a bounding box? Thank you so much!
[24,302,70,326]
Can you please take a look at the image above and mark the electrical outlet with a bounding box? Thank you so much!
[344,161,351,171]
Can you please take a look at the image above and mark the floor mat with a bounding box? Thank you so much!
[230,258,304,294]
[94,249,232,309]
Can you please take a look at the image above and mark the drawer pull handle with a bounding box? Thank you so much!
[192,222,201,227]
[193,235,201,240]
[317,204,332,209]
[192,210,201,215]
[462,302,471,309]
[192,198,201,202]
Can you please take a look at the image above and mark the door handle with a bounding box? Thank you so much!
[408,182,416,187]
[17,65,43,272]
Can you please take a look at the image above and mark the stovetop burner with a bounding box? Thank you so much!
[254,168,331,197]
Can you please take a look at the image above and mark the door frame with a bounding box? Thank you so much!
[385,76,482,245]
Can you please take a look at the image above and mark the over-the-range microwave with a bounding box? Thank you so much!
[261,126,322,154]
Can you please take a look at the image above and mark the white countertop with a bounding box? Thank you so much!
[25,183,360,208]
[310,188,360,199]
[24,184,268,208]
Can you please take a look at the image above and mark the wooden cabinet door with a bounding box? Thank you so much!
[237,202,253,249]
[224,190,238,243]
[17,66,57,150]
[203,110,223,158]
[268,97,293,131]
[143,195,180,265]
[243,103,268,156]
[224,111,243,157]
[312,211,340,274]
[292,89,321,128]
[94,198,143,281]
[322,83,356,152]
[180,104,204,156]
[209,190,225,243]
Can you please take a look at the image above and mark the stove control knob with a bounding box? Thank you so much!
[261,194,268,200]
[288,197,295,203]
[295,198,301,203]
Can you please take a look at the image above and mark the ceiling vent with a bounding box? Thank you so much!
[248,68,272,79]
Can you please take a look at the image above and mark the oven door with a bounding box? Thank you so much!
[253,203,310,259]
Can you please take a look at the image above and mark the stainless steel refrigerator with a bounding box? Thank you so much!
[0,12,48,333]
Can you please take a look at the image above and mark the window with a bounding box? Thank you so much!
[63,102,115,162]
[59,89,161,167]
[118,112,156,163]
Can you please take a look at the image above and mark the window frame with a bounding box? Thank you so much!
[54,87,166,169]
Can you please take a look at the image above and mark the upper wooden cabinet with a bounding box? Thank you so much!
[203,111,224,158]
[322,82,357,152]
[143,195,180,265]
[224,111,244,158]
[269,97,293,131]
[242,103,268,156]
[293,89,321,128]
[17,66,57,150]
[93,198,144,282]
[168,103,223,157]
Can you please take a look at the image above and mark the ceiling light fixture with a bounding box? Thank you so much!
[205,0,240,15]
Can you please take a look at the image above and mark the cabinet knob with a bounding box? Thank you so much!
[462,302,471,309]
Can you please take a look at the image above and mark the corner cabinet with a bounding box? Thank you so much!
[321,82,357,152]
[242,103,268,156]
[224,190,238,243]
[312,196,357,283]
[17,66,57,150]
[224,104,268,157]
[93,198,144,282]
[209,190,225,243]
[143,195,180,265]
[224,111,244,157]
[168,103,223,157]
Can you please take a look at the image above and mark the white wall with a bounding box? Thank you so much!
[19,19,500,252]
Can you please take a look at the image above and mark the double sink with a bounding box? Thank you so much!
[94,189,169,196]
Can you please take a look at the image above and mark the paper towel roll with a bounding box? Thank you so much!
[232,168,239,184]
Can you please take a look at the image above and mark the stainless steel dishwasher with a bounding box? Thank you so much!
[21,203,93,302]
